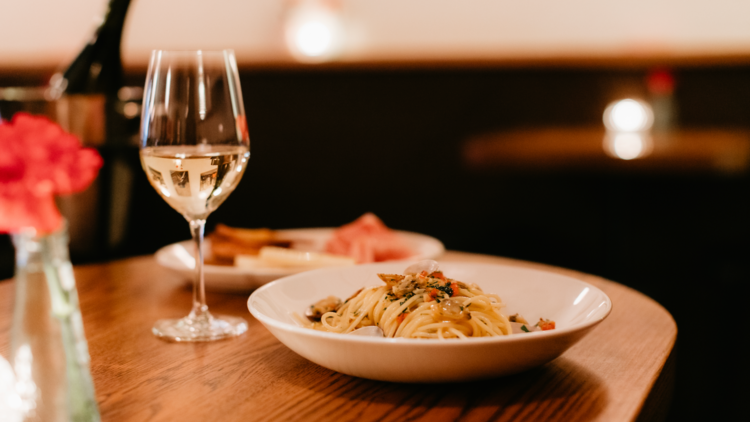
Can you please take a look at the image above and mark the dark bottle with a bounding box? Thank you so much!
[51,0,136,262]
[51,0,133,148]
[60,0,131,96]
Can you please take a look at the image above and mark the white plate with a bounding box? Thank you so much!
[247,261,612,383]
[155,228,445,292]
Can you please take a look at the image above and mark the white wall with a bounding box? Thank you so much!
[2,0,750,69]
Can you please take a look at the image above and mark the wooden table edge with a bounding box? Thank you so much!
[1,250,678,422]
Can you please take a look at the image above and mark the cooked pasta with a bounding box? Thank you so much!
[302,264,514,339]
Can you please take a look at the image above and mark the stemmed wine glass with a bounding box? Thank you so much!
[139,50,250,341]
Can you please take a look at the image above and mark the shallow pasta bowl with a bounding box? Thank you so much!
[247,261,612,383]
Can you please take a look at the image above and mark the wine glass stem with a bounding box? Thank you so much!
[189,218,209,320]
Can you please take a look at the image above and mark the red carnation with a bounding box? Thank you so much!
[0,112,103,233]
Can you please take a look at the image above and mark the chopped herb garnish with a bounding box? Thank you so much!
[399,291,415,305]
[521,325,530,333]
[435,284,454,296]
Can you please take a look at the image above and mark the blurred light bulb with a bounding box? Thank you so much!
[295,21,333,57]
[603,99,653,132]
[122,102,140,118]
[285,1,344,63]
[603,132,653,160]
[612,133,645,160]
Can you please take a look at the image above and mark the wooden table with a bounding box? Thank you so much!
[0,251,676,422]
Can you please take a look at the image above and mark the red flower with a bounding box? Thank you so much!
[0,112,103,234]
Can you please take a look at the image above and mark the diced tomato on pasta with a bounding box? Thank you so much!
[428,289,439,301]
[538,319,556,330]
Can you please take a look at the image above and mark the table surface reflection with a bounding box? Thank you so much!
[0,251,676,422]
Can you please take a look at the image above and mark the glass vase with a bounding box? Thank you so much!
[9,222,100,422]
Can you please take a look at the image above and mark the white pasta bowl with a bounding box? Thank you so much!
[247,261,612,383]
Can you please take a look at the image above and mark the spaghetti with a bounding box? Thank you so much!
[302,262,514,339]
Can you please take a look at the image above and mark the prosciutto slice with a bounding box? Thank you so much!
[325,213,414,263]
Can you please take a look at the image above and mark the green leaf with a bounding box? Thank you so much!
[521,325,530,333]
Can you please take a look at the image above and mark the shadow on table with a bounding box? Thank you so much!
[262,351,607,422]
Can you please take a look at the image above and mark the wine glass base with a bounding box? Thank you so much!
[152,314,248,342]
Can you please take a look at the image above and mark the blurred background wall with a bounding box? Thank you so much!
[2,1,749,420]
[3,0,750,69]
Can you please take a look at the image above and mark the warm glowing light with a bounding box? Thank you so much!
[285,1,344,63]
[123,102,140,118]
[604,99,653,132]
[296,21,333,57]
[604,132,653,160]
[602,98,655,160]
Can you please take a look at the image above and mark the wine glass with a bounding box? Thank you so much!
[139,50,250,341]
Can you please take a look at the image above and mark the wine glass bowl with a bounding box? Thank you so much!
[140,50,249,341]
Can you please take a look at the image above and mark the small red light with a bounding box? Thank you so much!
[647,68,675,95]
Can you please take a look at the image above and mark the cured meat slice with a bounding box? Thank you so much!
[325,213,413,263]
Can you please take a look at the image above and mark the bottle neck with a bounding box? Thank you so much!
[98,0,131,41]
[61,0,132,95]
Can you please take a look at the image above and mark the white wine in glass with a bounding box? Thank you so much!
[139,50,250,341]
